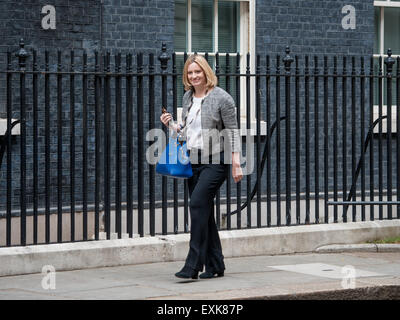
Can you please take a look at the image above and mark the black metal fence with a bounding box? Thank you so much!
[1,39,399,247]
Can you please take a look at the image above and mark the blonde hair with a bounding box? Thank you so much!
[182,54,218,92]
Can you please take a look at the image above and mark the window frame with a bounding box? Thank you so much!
[374,0,400,58]
[373,0,400,133]
[176,0,255,60]
[174,0,258,129]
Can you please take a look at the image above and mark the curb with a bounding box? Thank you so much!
[315,243,400,253]
[240,285,400,300]
[0,220,399,277]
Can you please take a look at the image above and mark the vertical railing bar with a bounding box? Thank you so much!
[6,52,12,246]
[104,52,111,239]
[351,57,356,222]
[57,50,63,242]
[295,55,300,225]
[236,52,241,229]
[70,50,76,242]
[159,45,169,235]
[184,52,189,233]
[82,51,88,240]
[246,53,251,228]
[172,52,179,234]
[351,56,356,222]
[225,53,232,230]
[360,57,366,221]
[137,52,144,237]
[385,50,395,220]
[45,50,51,243]
[126,53,134,237]
[17,42,28,246]
[94,51,101,240]
[342,56,347,223]
[32,49,38,244]
[148,53,155,236]
[323,56,329,224]
[266,55,271,227]
[333,56,338,223]
[397,57,400,219]
[184,181,189,233]
[256,54,261,228]
[283,48,292,226]
[314,56,319,224]
[305,55,310,224]
[276,54,281,227]
[115,52,122,238]
[378,56,383,220]
[216,52,221,229]
[369,57,375,220]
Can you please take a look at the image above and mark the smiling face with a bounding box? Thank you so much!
[187,62,206,90]
[182,55,217,91]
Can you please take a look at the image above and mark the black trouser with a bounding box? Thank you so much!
[184,152,228,273]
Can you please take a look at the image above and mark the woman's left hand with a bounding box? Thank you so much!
[232,164,243,183]
[231,152,243,183]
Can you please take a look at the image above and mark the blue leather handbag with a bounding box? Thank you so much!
[156,136,193,179]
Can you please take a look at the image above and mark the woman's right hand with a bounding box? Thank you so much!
[160,112,172,128]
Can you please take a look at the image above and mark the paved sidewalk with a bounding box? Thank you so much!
[0,250,399,300]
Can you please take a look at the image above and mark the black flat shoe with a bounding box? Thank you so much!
[175,266,198,279]
[199,270,224,279]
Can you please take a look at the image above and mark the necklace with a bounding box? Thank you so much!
[182,89,208,130]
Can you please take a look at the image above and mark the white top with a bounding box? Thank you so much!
[186,96,203,150]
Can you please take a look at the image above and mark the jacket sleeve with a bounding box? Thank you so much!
[219,94,241,153]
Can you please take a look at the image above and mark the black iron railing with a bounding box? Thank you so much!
[0,39,399,247]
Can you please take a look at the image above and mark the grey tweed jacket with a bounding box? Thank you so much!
[180,86,241,158]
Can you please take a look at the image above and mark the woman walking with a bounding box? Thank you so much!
[160,54,242,279]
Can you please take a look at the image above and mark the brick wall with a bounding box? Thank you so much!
[0,0,176,214]
[252,0,378,196]
[0,0,174,55]
[0,0,389,223]
[0,0,101,55]
[256,0,374,57]
[102,0,174,54]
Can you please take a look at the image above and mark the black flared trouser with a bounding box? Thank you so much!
[184,154,228,272]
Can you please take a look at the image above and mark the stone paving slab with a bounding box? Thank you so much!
[0,251,399,300]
